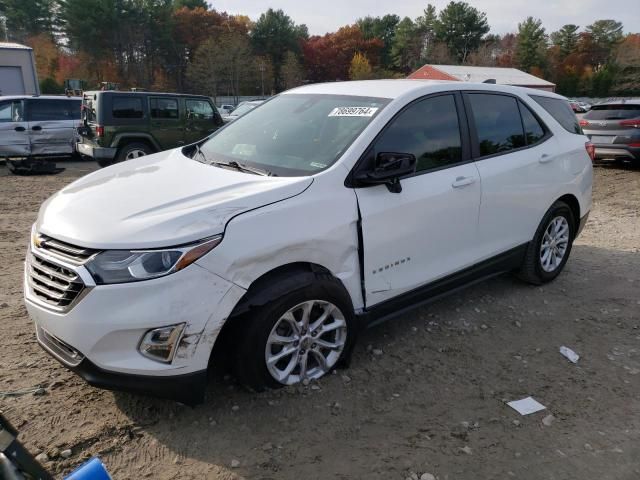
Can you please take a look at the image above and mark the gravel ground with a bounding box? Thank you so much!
[1,160,639,480]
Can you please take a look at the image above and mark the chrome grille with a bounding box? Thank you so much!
[28,254,85,309]
[36,234,96,264]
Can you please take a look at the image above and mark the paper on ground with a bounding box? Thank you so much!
[560,346,579,363]
[507,397,547,415]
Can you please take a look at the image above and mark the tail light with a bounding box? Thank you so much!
[579,119,589,127]
[95,125,104,137]
[619,119,640,128]
[585,142,596,162]
[628,143,640,148]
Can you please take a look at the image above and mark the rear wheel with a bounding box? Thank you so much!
[518,201,576,285]
[233,275,356,390]
[115,142,153,164]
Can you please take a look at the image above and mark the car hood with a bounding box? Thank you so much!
[36,149,313,249]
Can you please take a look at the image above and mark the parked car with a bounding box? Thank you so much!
[223,100,263,123]
[24,80,592,404]
[0,95,81,160]
[579,100,640,165]
[219,104,235,116]
[569,101,587,113]
[76,91,224,167]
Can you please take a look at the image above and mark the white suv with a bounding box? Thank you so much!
[24,80,593,404]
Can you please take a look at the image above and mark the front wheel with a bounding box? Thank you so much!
[518,201,576,285]
[233,275,356,390]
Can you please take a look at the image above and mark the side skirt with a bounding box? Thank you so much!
[358,243,528,328]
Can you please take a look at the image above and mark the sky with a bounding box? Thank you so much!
[210,0,640,36]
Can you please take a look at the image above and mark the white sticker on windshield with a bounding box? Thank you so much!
[328,106,379,117]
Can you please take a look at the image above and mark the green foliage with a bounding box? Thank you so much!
[585,19,624,66]
[516,17,547,72]
[251,8,308,91]
[0,0,54,42]
[590,66,616,97]
[434,1,489,63]
[357,14,399,69]
[39,76,63,93]
[551,24,579,57]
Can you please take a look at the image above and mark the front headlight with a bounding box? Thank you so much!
[86,235,222,285]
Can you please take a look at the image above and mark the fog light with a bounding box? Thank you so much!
[138,323,185,363]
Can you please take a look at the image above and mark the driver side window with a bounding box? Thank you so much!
[374,94,462,172]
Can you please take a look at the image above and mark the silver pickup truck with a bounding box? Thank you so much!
[0,95,81,160]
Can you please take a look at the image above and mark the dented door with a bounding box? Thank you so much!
[0,99,30,157]
[26,98,81,156]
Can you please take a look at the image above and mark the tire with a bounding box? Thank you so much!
[115,142,153,164]
[233,273,357,391]
[96,158,114,168]
[518,201,576,285]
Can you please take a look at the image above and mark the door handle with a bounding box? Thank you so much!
[539,154,553,164]
[452,176,476,188]
[31,126,42,131]
[14,126,26,132]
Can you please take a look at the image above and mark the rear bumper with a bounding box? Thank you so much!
[593,144,640,161]
[76,142,117,160]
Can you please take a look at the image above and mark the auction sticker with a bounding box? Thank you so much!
[328,106,379,117]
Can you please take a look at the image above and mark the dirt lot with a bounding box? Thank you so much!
[1,161,639,480]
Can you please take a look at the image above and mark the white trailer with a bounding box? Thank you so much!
[0,42,40,96]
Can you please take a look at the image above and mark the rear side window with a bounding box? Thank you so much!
[519,102,546,145]
[186,99,213,120]
[584,104,640,120]
[150,97,179,119]
[112,97,143,118]
[29,100,78,121]
[374,94,462,172]
[530,95,581,134]
[0,100,23,122]
[468,94,525,156]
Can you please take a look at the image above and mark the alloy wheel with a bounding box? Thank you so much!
[125,149,147,160]
[265,300,347,385]
[540,216,570,273]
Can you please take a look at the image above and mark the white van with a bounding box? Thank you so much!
[24,80,593,404]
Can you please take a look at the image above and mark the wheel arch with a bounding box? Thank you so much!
[555,193,580,231]
[110,133,160,151]
[207,262,353,372]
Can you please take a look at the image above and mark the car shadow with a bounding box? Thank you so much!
[111,243,640,479]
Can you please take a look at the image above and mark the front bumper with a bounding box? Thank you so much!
[24,246,246,400]
[75,142,117,160]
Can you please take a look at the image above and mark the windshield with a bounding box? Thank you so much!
[585,104,640,120]
[199,94,389,176]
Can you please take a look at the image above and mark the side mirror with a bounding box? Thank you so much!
[354,152,417,193]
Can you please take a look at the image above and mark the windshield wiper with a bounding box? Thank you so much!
[192,145,274,176]
[209,159,274,176]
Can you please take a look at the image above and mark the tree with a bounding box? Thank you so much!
[251,8,308,92]
[414,4,438,62]
[551,24,580,57]
[302,25,382,82]
[435,1,489,63]
[349,52,373,80]
[585,19,623,67]
[357,14,399,70]
[515,17,547,72]
[391,17,421,71]
[187,31,254,100]
[0,0,54,42]
[613,34,640,95]
[281,50,305,89]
